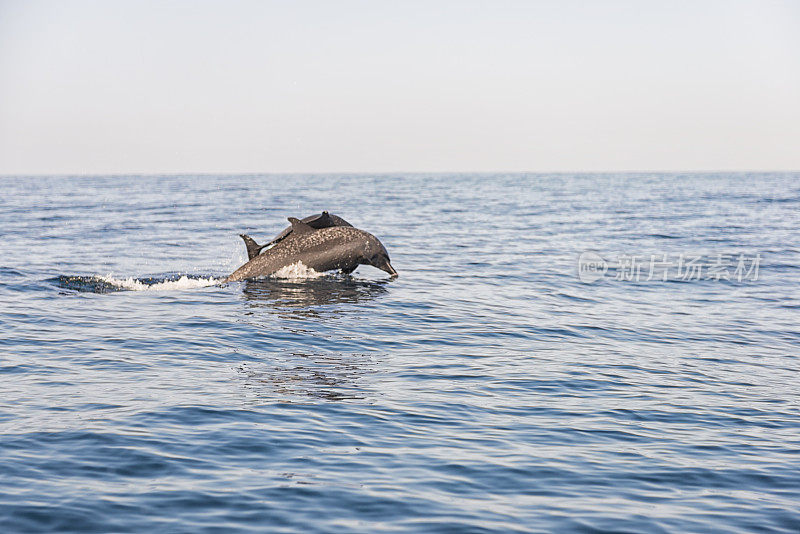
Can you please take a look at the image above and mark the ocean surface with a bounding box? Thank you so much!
[1,173,798,533]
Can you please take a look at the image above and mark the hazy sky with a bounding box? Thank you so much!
[1,0,798,174]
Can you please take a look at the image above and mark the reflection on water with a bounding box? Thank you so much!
[236,353,376,403]
[241,277,389,311]
[236,278,388,401]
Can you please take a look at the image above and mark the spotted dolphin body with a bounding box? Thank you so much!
[224,217,396,282]
[239,211,352,260]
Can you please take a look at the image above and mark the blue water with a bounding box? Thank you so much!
[1,173,799,533]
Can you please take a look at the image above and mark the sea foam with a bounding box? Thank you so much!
[269,261,324,279]
[97,274,220,291]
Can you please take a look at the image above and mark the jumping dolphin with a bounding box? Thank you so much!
[224,217,397,282]
[240,211,352,260]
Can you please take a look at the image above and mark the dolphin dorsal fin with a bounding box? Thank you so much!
[239,234,263,260]
[287,217,316,235]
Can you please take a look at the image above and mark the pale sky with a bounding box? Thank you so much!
[1,0,798,174]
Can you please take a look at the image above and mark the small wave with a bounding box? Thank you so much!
[269,262,324,280]
[52,274,220,293]
[97,275,220,291]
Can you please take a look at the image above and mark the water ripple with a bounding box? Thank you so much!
[1,173,798,533]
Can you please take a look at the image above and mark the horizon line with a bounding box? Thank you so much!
[1,169,799,178]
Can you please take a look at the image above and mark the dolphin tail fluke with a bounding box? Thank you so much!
[239,234,262,260]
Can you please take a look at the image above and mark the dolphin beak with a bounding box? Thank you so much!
[381,262,398,278]
[372,255,397,277]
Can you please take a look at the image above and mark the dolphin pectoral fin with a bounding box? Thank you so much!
[239,234,263,261]
[287,217,316,235]
[340,266,357,275]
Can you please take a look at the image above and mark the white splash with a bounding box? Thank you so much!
[270,261,324,279]
[98,274,220,291]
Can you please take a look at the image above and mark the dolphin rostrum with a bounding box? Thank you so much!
[224,217,397,282]
[240,211,352,260]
